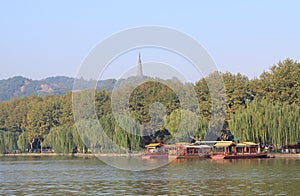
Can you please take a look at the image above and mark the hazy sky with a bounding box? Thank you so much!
[1,0,299,82]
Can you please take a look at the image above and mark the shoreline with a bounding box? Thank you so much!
[1,153,300,159]
[1,153,142,158]
[269,153,300,159]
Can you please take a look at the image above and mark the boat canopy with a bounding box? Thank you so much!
[236,143,247,147]
[214,141,235,147]
[237,142,259,147]
[184,145,209,148]
[175,142,190,145]
[242,142,258,146]
[146,143,162,148]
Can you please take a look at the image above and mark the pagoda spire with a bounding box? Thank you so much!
[137,53,143,77]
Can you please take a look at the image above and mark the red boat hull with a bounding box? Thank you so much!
[211,153,268,160]
[224,153,268,159]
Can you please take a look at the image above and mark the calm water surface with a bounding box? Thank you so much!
[0,156,299,195]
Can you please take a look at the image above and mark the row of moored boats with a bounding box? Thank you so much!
[141,141,269,160]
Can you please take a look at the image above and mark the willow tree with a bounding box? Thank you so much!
[229,98,300,146]
[43,125,85,154]
[0,131,18,154]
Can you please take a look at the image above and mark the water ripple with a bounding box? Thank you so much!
[0,157,299,195]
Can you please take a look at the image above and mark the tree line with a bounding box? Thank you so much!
[0,58,299,154]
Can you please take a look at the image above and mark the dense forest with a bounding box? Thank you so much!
[0,58,299,154]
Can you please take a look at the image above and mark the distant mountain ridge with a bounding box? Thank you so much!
[0,76,116,102]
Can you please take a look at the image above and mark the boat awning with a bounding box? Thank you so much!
[189,145,211,148]
[199,145,211,148]
[236,143,246,147]
[242,142,258,146]
[236,142,258,147]
[146,143,162,148]
[214,142,235,147]
[175,142,190,146]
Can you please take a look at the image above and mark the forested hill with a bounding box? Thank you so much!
[0,76,116,102]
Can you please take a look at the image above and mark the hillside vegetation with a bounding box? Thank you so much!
[0,76,116,102]
[0,58,299,154]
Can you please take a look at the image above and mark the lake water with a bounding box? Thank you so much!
[0,156,299,195]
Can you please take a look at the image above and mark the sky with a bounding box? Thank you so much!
[0,0,300,82]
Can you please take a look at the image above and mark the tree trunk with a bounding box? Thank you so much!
[29,139,34,152]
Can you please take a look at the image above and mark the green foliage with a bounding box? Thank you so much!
[227,59,300,146]
[43,125,85,154]
[0,58,299,153]
[128,81,180,127]
[194,78,211,120]
[0,130,18,154]
[229,98,300,145]
[254,58,300,105]
[222,72,252,114]
[17,132,29,152]
[165,109,208,142]
[195,72,227,133]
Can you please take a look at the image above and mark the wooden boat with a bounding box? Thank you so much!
[168,143,211,159]
[210,141,268,160]
[141,142,211,159]
[141,143,169,159]
[210,154,225,160]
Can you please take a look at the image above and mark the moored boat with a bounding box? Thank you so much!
[141,143,169,159]
[141,142,212,159]
[168,143,211,159]
[210,141,268,159]
[210,154,225,160]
